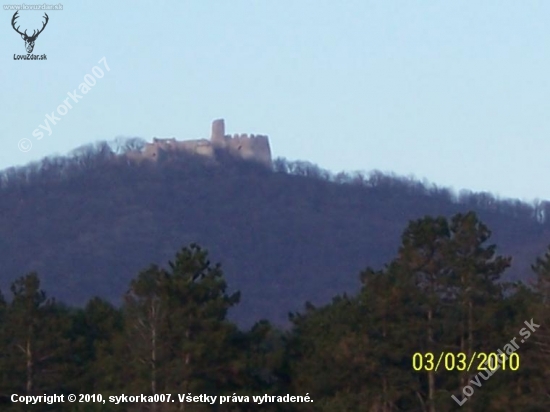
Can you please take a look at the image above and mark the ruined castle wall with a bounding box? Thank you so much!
[176,139,214,157]
[143,144,160,160]
[195,144,214,157]
[248,135,272,167]
[223,134,272,168]
[126,120,272,167]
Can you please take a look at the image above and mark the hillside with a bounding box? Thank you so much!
[1,142,549,327]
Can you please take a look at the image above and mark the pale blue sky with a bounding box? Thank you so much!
[2,1,549,201]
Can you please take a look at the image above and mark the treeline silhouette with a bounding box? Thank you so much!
[1,212,550,411]
[0,139,549,328]
[3,139,550,223]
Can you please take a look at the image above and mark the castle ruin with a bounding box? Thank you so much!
[127,119,272,168]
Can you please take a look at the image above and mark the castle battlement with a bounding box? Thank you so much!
[127,119,272,168]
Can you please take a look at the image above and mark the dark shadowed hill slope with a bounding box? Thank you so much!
[1,143,549,327]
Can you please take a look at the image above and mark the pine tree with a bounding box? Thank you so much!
[520,245,550,407]
[445,212,511,411]
[0,289,9,402]
[288,296,374,411]
[70,297,124,396]
[161,244,240,410]
[5,273,72,410]
[123,244,240,411]
[359,263,423,411]
[123,265,168,411]
[395,216,451,412]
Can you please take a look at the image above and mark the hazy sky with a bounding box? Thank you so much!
[2,1,549,201]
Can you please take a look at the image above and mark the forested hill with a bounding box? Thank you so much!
[1,141,549,327]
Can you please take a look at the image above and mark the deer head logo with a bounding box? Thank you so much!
[11,11,49,54]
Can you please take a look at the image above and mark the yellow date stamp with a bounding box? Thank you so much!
[412,352,520,372]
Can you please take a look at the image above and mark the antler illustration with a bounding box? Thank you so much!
[11,11,49,53]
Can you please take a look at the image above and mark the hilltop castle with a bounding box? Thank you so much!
[126,119,272,168]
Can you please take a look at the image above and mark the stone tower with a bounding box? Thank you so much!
[211,119,226,147]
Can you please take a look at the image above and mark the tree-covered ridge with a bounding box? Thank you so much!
[0,141,549,327]
[2,139,549,223]
[0,213,549,411]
